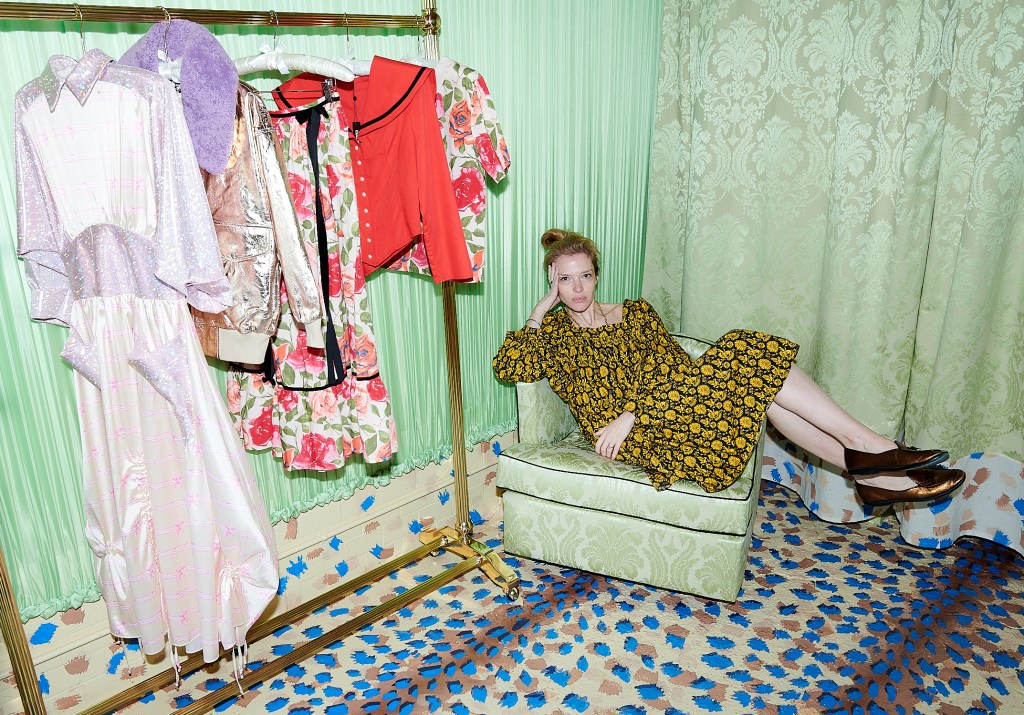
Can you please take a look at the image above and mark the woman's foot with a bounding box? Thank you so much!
[854,468,966,507]
[853,467,954,491]
[844,442,949,476]
[854,472,919,491]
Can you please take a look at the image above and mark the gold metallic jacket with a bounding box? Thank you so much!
[192,82,323,364]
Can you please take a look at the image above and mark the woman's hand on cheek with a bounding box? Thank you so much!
[530,265,562,322]
[593,411,636,460]
[543,264,561,311]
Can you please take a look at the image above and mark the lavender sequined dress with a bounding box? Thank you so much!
[15,50,278,662]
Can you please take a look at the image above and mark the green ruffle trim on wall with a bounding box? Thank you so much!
[267,419,519,524]
[20,582,101,623]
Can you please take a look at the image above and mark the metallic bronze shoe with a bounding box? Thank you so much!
[844,443,949,476]
[854,468,966,507]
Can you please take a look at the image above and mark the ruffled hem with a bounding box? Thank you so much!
[17,582,101,623]
[266,419,518,524]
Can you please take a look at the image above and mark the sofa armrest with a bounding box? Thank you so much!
[670,333,712,360]
[515,379,578,445]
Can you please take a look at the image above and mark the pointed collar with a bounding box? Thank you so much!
[38,49,114,111]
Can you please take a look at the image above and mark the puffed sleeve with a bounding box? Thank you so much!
[152,80,233,313]
[248,90,324,348]
[620,299,692,413]
[492,323,549,384]
[471,73,511,183]
[416,69,473,284]
[15,95,72,327]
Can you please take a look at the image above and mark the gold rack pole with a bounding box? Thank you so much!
[0,1,517,714]
[0,547,44,715]
[0,2,426,28]
[443,282,472,537]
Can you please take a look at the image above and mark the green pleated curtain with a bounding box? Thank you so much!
[644,0,1023,462]
[0,0,662,620]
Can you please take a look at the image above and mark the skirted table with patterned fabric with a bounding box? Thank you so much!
[497,336,763,602]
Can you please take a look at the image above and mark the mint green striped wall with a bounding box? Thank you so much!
[0,0,662,617]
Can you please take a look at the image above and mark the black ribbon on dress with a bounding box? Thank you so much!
[256,104,345,390]
[301,105,347,386]
[254,97,381,391]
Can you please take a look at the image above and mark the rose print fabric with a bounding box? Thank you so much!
[272,59,472,282]
[385,58,511,282]
[270,60,511,283]
[227,96,397,472]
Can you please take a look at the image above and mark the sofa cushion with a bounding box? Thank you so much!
[497,430,760,537]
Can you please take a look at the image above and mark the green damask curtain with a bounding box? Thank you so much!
[0,0,661,618]
[644,0,1023,462]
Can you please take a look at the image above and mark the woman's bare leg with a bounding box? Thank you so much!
[766,402,845,465]
[768,365,917,490]
[772,365,893,453]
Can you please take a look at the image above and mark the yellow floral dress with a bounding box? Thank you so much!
[492,298,799,492]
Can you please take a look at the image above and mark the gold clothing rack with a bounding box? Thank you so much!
[0,2,519,713]
[0,3,435,29]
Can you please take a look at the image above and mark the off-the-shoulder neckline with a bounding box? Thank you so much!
[562,299,640,330]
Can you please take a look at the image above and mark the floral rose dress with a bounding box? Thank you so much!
[227,96,396,471]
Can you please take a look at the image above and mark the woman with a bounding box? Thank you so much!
[492,229,966,506]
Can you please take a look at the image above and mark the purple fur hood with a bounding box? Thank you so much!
[119,20,237,174]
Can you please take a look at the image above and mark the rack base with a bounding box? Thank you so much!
[71,532,518,715]
[420,526,521,600]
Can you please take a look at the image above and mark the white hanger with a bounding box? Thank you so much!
[336,58,373,76]
[331,15,372,77]
[234,48,357,82]
[233,10,357,82]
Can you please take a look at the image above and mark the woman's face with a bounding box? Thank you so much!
[551,253,598,312]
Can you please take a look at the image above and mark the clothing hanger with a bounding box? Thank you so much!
[235,50,359,83]
[337,14,373,77]
[160,6,171,50]
[399,19,438,68]
[399,55,439,69]
[344,14,355,61]
[72,3,85,57]
[155,7,182,91]
[234,10,358,83]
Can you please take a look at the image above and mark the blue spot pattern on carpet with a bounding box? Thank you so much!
[106,651,125,675]
[30,623,57,645]
[286,556,308,578]
[145,482,1023,714]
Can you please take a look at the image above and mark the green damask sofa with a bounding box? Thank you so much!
[497,336,763,602]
